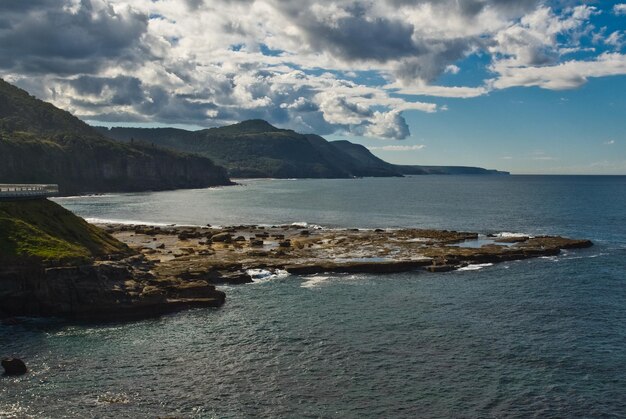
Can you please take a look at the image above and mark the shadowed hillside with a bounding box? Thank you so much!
[98,120,403,178]
[99,120,508,178]
[0,79,232,195]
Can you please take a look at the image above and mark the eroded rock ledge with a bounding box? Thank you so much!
[106,224,592,283]
[0,255,225,321]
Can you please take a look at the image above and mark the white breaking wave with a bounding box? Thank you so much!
[300,275,330,289]
[85,218,198,227]
[494,232,531,238]
[457,263,494,271]
[52,194,119,200]
[291,222,323,230]
[246,269,290,283]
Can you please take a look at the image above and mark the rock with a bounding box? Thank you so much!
[211,233,232,243]
[493,236,529,243]
[235,236,246,242]
[285,260,432,275]
[2,358,27,376]
[425,264,456,273]
[215,272,254,285]
[278,240,291,248]
[250,239,264,247]
[300,230,310,236]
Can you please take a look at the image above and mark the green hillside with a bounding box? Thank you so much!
[99,120,508,178]
[98,120,403,178]
[0,199,130,263]
[0,79,232,194]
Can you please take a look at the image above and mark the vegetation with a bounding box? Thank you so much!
[99,119,509,178]
[98,120,404,178]
[0,79,232,194]
[0,199,130,263]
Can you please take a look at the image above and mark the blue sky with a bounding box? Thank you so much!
[332,76,626,173]
[1,0,625,174]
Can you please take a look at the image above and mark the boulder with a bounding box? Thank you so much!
[211,233,233,243]
[2,358,27,376]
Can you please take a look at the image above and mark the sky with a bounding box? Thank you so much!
[1,0,625,174]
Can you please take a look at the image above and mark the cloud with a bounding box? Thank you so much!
[387,83,490,98]
[605,139,615,145]
[605,31,625,49]
[363,110,410,140]
[0,0,149,75]
[368,144,426,151]
[0,0,624,139]
[491,53,626,90]
[531,152,557,161]
[615,4,626,16]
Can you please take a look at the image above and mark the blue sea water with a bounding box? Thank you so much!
[1,175,625,418]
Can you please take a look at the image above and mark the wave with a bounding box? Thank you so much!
[291,221,323,230]
[457,263,494,271]
[246,269,290,283]
[493,232,531,238]
[300,275,330,289]
[52,193,119,200]
[84,217,210,228]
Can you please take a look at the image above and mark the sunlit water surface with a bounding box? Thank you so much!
[2,176,625,417]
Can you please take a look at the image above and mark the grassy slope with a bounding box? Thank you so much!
[0,199,129,263]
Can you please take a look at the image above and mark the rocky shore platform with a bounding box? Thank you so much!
[0,199,226,321]
[0,255,225,321]
[103,223,593,284]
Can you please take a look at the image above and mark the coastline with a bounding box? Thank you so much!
[0,202,593,322]
[104,222,592,284]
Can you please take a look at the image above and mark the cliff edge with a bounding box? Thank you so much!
[0,199,225,320]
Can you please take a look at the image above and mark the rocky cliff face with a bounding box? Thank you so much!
[0,199,225,320]
[0,256,225,320]
[97,122,404,179]
[0,137,232,195]
[0,79,232,194]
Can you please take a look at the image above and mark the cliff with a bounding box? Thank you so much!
[0,79,232,195]
[98,120,508,179]
[0,199,225,320]
[98,120,403,178]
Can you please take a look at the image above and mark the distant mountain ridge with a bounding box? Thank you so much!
[97,121,403,178]
[98,120,509,178]
[0,79,231,194]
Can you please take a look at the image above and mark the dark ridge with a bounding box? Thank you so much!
[0,79,232,195]
[98,120,508,179]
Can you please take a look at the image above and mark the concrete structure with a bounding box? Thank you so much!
[0,184,59,200]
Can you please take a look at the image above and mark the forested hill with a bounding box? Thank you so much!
[98,121,403,178]
[98,120,509,178]
[0,79,231,194]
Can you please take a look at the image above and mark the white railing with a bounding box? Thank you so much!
[0,184,59,199]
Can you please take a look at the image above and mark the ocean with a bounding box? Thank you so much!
[1,175,625,417]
